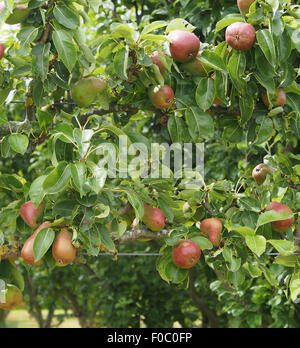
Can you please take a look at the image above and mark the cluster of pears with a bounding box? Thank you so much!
[20,201,77,267]
[172,218,223,269]
[0,2,31,25]
[150,29,201,110]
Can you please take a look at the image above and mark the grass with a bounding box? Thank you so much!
[5,309,81,328]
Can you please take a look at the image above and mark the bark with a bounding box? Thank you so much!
[187,269,219,328]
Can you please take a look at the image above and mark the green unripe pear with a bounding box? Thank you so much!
[181,52,211,76]
[0,3,31,25]
[0,284,23,310]
[71,77,107,108]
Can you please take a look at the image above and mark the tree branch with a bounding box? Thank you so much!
[115,227,169,245]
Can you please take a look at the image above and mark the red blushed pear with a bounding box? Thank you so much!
[21,221,51,266]
[20,201,45,229]
[168,30,200,63]
[200,218,223,247]
[225,22,256,50]
[150,85,175,109]
[173,240,201,269]
[266,202,294,233]
[262,88,286,108]
[238,0,256,15]
[0,43,4,60]
[142,204,165,232]
[151,51,167,75]
[52,229,77,266]
[252,163,270,185]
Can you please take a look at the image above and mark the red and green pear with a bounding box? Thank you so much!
[200,218,222,247]
[262,88,286,108]
[173,240,201,269]
[181,52,211,76]
[266,202,294,233]
[168,30,200,63]
[150,85,175,109]
[142,204,165,232]
[151,51,167,75]
[21,221,51,266]
[20,201,44,229]
[52,229,77,266]
[238,0,256,15]
[225,22,256,50]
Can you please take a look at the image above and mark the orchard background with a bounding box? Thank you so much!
[0,0,300,328]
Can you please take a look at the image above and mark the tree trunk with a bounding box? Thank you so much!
[0,309,9,328]
[187,270,219,328]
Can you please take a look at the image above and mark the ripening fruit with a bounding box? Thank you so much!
[0,284,23,310]
[238,0,256,15]
[225,22,256,50]
[168,30,200,63]
[21,222,51,266]
[252,163,270,184]
[150,85,175,109]
[173,240,201,269]
[151,51,167,75]
[142,204,165,232]
[200,218,223,247]
[20,201,44,229]
[52,229,77,266]
[0,3,31,25]
[0,43,4,60]
[181,52,211,76]
[71,77,107,108]
[266,202,295,233]
[262,88,286,108]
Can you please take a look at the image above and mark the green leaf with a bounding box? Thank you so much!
[54,4,80,30]
[165,262,189,284]
[215,16,244,33]
[185,107,214,141]
[52,30,77,72]
[268,240,297,256]
[32,43,51,82]
[275,255,298,267]
[195,78,215,111]
[33,227,55,262]
[245,235,266,256]
[256,29,277,67]
[43,162,71,194]
[70,162,86,197]
[8,134,29,155]
[114,46,130,80]
[240,94,254,124]
[257,210,294,228]
[190,236,213,250]
[29,175,47,207]
[290,270,300,302]
[141,21,168,36]
[199,50,226,71]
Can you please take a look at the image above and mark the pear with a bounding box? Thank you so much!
[200,218,222,247]
[71,77,107,108]
[266,202,294,233]
[142,204,165,232]
[150,85,175,109]
[52,229,76,266]
[21,222,51,266]
[252,163,270,184]
[0,43,4,60]
[0,3,31,25]
[173,240,201,269]
[0,284,23,310]
[168,30,200,63]
[20,201,44,229]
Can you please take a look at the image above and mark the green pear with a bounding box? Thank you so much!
[0,3,31,25]
[0,284,23,310]
[71,77,108,108]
